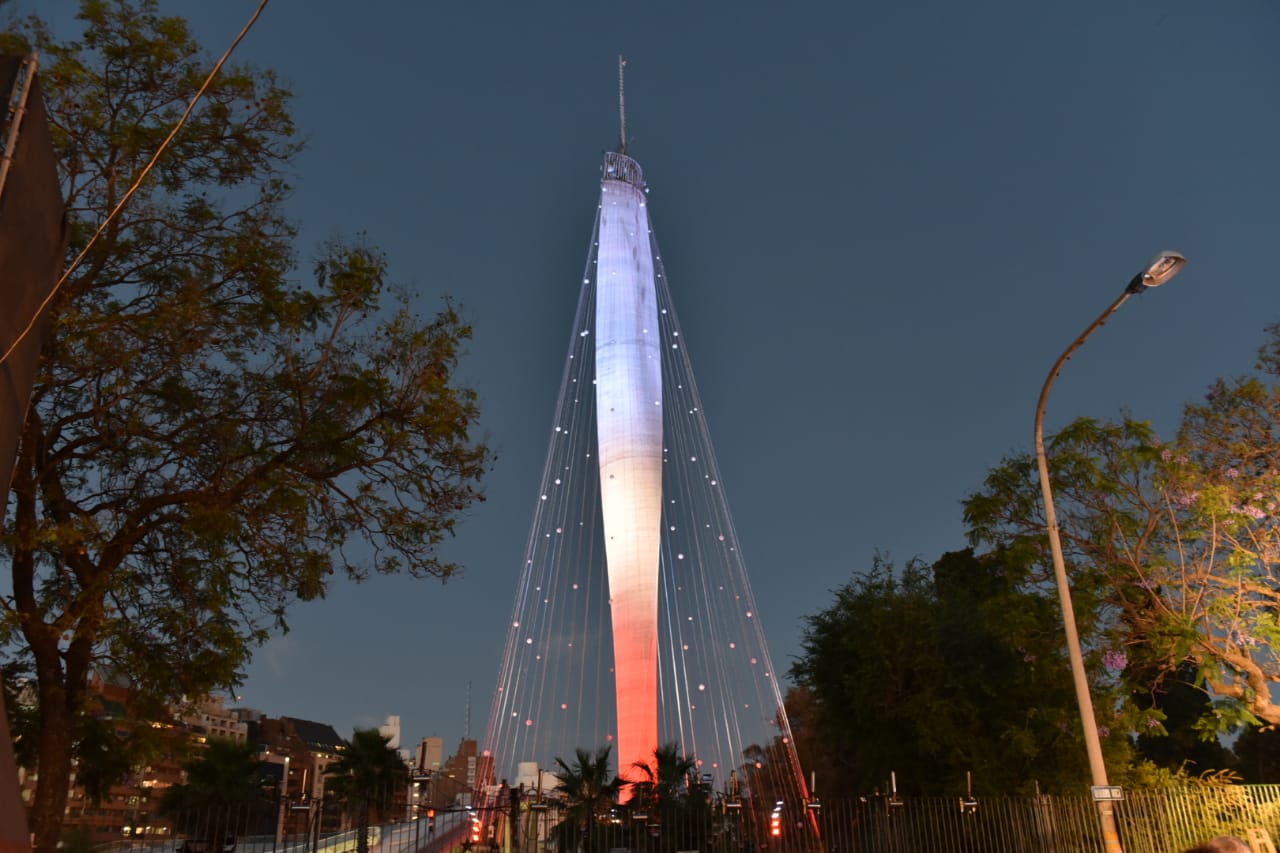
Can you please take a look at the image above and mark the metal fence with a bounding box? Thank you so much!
[494,789,1280,853]
[97,787,1280,853]
[792,788,1280,853]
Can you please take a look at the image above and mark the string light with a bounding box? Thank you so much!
[482,149,811,817]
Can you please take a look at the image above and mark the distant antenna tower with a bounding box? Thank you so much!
[617,55,627,154]
[464,680,471,740]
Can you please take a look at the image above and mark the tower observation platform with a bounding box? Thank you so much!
[602,150,645,189]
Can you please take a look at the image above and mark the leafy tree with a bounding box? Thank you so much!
[736,734,811,849]
[1230,725,1280,783]
[2,667,38,771]
[324,729,409,853]
[159,738,275,838]
[70,712,152,805]
[627,742,696,812]
[739,738,791,806]
[6,667,165,806]
[551,745,623,852]
[735,702,812,822]
[0,3,489,849]
[778,685,841,798]
[1133,662,1233,775]
[965,326,1280,734]
[789,551,1107,795]
[625,743,709,853]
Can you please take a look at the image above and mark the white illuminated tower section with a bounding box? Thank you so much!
[483,63,816,845]
[595,149,662,781]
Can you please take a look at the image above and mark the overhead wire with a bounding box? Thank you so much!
[0,0,272,370]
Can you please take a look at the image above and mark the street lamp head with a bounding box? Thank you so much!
[1126,250,1186,293]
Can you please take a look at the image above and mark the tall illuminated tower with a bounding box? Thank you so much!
[594,144,662,780]
[484,61,811,823]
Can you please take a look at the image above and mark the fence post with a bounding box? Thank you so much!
[1247,827,1277,853]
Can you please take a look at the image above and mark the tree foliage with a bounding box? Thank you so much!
[0,2,489,849]
[1132,663,1233,775]
[789,551,1110,795]
[626,742,698,813]
[1230,725,1280,783]
[732,702,811,819]
[325,729,409,853]
[159,738,275,836]
[4,667,168,805]
[966,327,1280,733]
[777,685,840,798]
[625,743,712,853]
[551,745,623,852]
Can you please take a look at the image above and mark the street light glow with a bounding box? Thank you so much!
[1127,250,1187,293]
[1143,250,1187,286]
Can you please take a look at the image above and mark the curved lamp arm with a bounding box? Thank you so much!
[1032,250,1185,853]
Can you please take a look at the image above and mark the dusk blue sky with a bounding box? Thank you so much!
[18,1,1280,757]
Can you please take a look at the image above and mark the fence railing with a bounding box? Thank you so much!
[489,789,1280,853]
[97,786,1280,853]
[797,788,1280,853]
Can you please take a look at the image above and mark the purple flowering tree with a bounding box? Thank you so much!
[965,326,1280,733]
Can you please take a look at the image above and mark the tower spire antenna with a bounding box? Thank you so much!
[618,54,627,154]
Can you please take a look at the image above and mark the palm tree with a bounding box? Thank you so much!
[552,745,623,852]
[324,728,409,853]
[627,744,710,853]
[627,743,696,814]
[159,738,275,842]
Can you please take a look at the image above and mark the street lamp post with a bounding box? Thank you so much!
[1034,250,1186,853]
[276,754,291,847]
[411,771,431,852]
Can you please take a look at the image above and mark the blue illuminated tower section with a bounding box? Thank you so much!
[594,150,662,783]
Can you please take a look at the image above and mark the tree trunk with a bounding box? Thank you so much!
[10,424,78,853]
[357,800,369,853]
[29,677,75,853]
